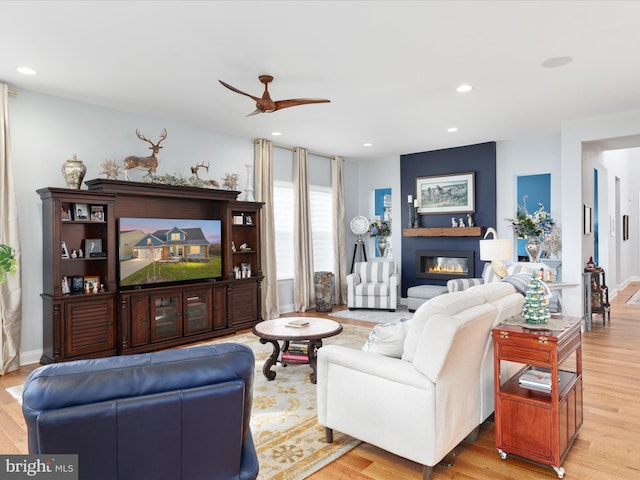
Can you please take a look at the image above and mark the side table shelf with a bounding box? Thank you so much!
[492,318,583,478]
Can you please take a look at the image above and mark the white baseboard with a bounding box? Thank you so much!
[20,348,42,366]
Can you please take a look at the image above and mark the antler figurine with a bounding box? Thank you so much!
[123,128,167,180]
[190,161,219,188]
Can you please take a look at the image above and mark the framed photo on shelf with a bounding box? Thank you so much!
[245,215,253,225]
[90,205,105,222]
[73,203,89,220]
[241,262,252,278]
[61,241,70,258]
[69,275,85,295]
[84,276,100,293]
[61,203,72,221]
[415,172,475,214]
[84,238,103,256]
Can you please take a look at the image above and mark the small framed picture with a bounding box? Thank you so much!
[85,238,103,256]
[84,276,100,294]
[241,262,252,278]
[61,203,72,221]
[69,275,85,295]
[61,276,70,295]
[74,203,89,220]
[62,241,70,258]
[90,205,105,222]
[245,215,253,226]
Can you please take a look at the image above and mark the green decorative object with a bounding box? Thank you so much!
[521,276,551,324]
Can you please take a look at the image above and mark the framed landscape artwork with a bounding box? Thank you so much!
[416,172,475,214]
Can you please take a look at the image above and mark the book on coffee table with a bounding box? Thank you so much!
[286,319,310,328]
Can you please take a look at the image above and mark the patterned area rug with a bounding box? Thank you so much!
[625,289,640,304]
[329,304,413,323]
[7,323,370,480]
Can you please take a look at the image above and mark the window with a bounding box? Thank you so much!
[273,181,334,280]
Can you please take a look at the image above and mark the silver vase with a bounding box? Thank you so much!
[376,236,388,257]
[525,236,543,263]
[61,154,87,189]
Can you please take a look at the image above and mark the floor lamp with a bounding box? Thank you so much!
[479,227,512,279]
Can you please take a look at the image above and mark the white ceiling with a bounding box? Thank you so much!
[3,1,640,160]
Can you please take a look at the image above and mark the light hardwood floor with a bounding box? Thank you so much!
[1,282,639,479]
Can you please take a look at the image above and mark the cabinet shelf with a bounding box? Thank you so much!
[402,227,485,237]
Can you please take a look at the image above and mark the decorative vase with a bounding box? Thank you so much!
[61,154,87,189]
[376,236,388,257]
[525,235,543,263]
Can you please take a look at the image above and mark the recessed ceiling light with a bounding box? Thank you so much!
[447,127,459,133]
[363,143,373,147]
[271,131,282,136]
[17,66,37,75]
[541,57,573,68]
[456,84,472,93]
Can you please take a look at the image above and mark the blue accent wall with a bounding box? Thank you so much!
[400,142,496,295]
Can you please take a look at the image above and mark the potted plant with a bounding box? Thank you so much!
[0,243,17,283]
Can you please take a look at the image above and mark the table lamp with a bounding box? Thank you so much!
[479,227,512,279]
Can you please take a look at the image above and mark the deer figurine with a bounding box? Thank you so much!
[123,128,167,180]
[190,160,220,188]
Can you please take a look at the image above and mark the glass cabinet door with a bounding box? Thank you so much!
[151,294,182,341]
[184,289,212,335]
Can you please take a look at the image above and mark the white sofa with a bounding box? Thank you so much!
[317,281,524,480]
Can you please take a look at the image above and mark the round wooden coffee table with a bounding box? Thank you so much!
[252,317,343,384]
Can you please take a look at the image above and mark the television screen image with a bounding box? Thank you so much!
[119,217,223,288]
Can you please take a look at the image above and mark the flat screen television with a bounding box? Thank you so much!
[118,217,223,289]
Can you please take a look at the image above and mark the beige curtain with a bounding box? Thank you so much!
[254,139,279,320]
[331,156,348,304]
[0,84,22,375]
[293,148,314,312]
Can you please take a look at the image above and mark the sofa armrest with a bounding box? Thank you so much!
[447,277,484,293]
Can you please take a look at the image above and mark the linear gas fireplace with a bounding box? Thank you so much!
[416,250,475,281]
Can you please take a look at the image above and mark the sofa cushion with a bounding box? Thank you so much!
[401,290,485,362]
[501,272,532,295]
[362,318,412,358]
[467,281,517,302]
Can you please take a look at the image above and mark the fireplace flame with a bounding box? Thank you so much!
[428,264,465,274]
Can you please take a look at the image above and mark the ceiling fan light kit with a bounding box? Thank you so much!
[219,75,330,116]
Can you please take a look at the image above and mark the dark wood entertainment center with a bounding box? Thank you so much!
[38,179,263,364]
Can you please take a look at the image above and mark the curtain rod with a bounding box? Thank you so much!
[272,142,333,160]
[8,89,18,95]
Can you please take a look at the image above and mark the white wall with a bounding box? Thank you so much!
[602,148,640,289]
[495,134,562,242]
[351,155,401,268]
[562,110,640,317]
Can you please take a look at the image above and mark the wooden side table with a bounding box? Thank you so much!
[492,317,583,479]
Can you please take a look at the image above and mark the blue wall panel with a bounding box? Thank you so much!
[400,142,496,295]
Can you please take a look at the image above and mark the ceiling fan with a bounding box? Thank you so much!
[219,75,330,116]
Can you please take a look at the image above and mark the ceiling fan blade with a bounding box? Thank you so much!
[273,98,331,112]
[219,80,261,102]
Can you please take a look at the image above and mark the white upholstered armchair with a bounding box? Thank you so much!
[347,260,399,311]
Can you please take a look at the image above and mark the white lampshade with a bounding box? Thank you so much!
[479,228,512,261]
[479,228,512,279]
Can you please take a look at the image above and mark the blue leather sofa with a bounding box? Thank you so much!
[22,344,259,480]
